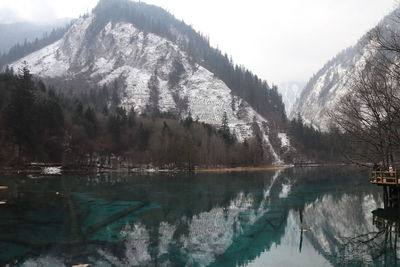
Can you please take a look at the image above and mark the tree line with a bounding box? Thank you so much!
[288,114,346,163]
[0,66,272,169]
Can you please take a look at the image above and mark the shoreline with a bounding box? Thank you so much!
[0,165,289,174]
[195,165,290,173]
[0,162,354,175]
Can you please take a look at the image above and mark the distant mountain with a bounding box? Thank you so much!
[7,0,290,163]
[291,7,398,131]
[278,81,304,115]
[0,19,71,54]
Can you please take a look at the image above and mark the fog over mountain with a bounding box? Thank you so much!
[278,81,305,115]
[0,18,70,54]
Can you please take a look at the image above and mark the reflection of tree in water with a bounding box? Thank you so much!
[337,208,400,266]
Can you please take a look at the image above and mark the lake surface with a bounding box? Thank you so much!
[0,167,398,266]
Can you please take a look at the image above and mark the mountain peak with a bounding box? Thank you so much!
[90,0,179,39]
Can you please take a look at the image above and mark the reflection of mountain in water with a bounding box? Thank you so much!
[303,193,383,266]
[0,167,395,266]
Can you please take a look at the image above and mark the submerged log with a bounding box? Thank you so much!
[85,202,148,236]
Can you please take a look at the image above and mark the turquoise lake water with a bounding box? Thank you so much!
[0,167,398,266]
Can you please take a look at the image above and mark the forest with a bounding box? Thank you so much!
[0,65,346,170]
[0,66,275,170]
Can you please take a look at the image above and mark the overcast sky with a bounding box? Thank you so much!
[0,0,397,87]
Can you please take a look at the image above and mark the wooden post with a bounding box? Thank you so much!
[384,186,388,208]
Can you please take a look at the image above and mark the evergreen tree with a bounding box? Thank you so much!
[36,96,64,137]
[221,112,229,135]
[84,107,99,139]
[220,111,233,144]
[3,64,36,158]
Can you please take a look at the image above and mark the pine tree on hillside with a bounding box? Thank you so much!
[4,64,36,159]
[220,111,232,143]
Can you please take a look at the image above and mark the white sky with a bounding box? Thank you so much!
[0,0,397,86]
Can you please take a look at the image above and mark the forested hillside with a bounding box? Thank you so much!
[0,67,269,169]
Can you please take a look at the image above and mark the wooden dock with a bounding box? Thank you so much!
[371,170,400,209]
[371,170,400,185]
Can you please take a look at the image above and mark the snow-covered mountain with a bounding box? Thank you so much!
[11,17,265,137]
[8,0,290,163]
[290,8,398,131]
[290,46,365,130]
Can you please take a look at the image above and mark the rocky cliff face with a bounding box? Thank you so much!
[9,0,291,163]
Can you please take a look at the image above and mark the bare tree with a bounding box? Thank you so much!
[331,17,400,167]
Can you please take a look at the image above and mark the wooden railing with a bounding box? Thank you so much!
[371,170,400,185]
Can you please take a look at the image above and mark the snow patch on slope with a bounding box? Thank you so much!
[263,133,282,164]
[13,40,69,77]
[278,133,290,148]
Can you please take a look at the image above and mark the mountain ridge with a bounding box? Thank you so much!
[7,0,291,163]
[291,6,399,131]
